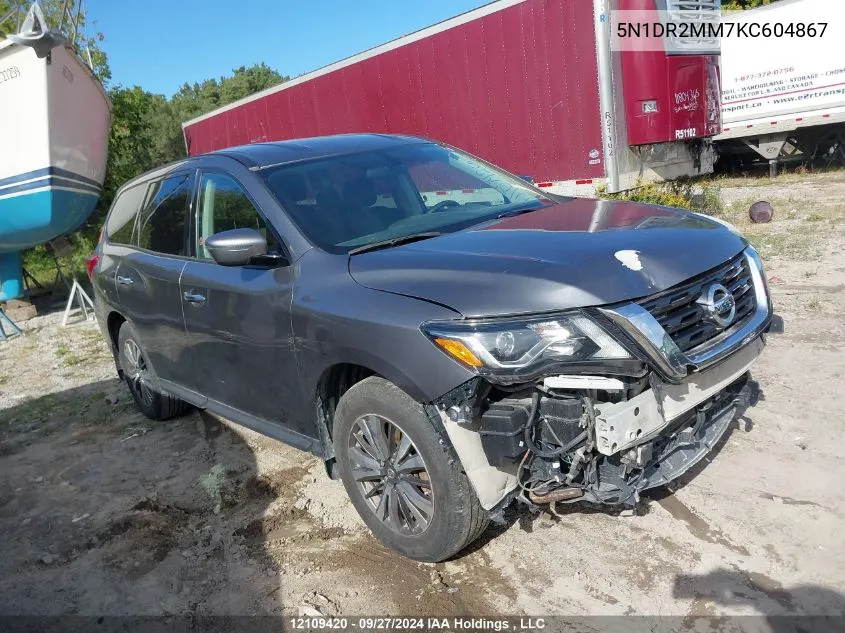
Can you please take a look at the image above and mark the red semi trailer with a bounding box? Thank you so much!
[182,0,722,195]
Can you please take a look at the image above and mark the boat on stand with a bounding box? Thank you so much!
[0,1,110,310]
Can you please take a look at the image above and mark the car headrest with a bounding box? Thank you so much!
[269,171,308,202]
[342,177,377,208]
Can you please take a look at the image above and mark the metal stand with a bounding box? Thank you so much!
[0,308,23,341]
[47,237,73,294]
[22,267,44,290]
[61,277,95,327]
[52,259,71,293]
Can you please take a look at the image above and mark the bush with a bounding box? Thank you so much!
[22,231,97,288]
[598,178,723,214]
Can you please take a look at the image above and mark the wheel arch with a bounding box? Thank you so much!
[314,362,379,479]
[108,314,165,393]
[312,357,466,483]
[106,310,127,377]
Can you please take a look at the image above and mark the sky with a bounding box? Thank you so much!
[87,0,491,96]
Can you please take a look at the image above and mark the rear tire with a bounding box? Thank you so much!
[334,376,488,562]
[117,322,191,421]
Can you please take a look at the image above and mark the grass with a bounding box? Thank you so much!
[3,387,138,441]
[0,334,38,384]
[712,164,845,189]
[598,177,723,214]
[55,342,83,367]
[2,326,126,441]
[599,169,845,261]
[51,327,112,370]
[200,464,229,514]
[50,325,111,369]
[716,191,845,260]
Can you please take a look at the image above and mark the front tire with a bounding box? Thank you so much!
[117,322,190,421]
[334,376,488,562]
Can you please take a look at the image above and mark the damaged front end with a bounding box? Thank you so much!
[426,247,773,514]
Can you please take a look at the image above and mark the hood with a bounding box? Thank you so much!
[349,198,747,318]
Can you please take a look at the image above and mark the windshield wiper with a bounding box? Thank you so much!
[495,206,541,220]
[347,232,442,256]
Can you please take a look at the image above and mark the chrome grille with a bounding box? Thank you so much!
[640,253,756,353]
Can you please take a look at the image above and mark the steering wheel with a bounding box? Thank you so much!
[427,199,461,213]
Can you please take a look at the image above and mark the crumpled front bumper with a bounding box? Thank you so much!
[638,380,747,493]
[581,336,764,506]
[443,246,772,512]
[594,335,765,457]
[581,373,753,506]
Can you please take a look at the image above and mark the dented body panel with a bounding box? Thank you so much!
[594,337,764,456]
[439,411,520,510]
[442,336,764,510]
[350,198,747,318]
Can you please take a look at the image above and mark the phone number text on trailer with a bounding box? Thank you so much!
[617,21,829,39]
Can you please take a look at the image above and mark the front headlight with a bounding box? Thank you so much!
[421,312,631,377]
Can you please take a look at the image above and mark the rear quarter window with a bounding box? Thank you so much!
[105,184,147,245]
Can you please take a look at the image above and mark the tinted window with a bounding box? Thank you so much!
[196,172,278,260]
[105,184,147,245]
[261,143,553,254]
[137,174,193,256]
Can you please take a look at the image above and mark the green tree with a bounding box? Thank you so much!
[220,63,285,104]
[102,87,159,205]
[91,63,288,227]
[170,63,287,122]
[723,0,782,9]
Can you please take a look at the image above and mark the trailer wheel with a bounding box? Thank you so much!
[334,376,488,562]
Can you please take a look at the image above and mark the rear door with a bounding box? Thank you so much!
[115,170,199,393]
[179,170,305,435]
[98,182,148,310]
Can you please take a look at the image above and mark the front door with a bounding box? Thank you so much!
[179,171,307,437]
[114,172,197,390]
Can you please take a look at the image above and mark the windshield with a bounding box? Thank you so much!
[260,143,556,254]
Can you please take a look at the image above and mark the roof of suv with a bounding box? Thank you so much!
[215,133,428,169]
[116,134,429,194]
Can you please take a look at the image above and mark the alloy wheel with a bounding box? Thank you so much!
[348,414,434,536]
[123,339,154,407]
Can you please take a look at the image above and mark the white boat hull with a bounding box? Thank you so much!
[0,39,110,300]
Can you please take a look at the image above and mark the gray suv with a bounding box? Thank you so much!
[89,134,774,562]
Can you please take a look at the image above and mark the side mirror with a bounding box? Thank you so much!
[205,228,267,266]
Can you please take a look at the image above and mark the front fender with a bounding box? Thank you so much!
[291,252,474,407]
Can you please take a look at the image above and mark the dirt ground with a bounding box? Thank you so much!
[1,170,845,624]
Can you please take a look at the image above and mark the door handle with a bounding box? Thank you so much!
[183,291,206,304]
[116,275,134,286]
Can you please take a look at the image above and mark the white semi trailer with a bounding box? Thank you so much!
[715,0,845,174]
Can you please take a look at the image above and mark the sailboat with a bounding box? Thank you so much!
[0,2,110,302]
